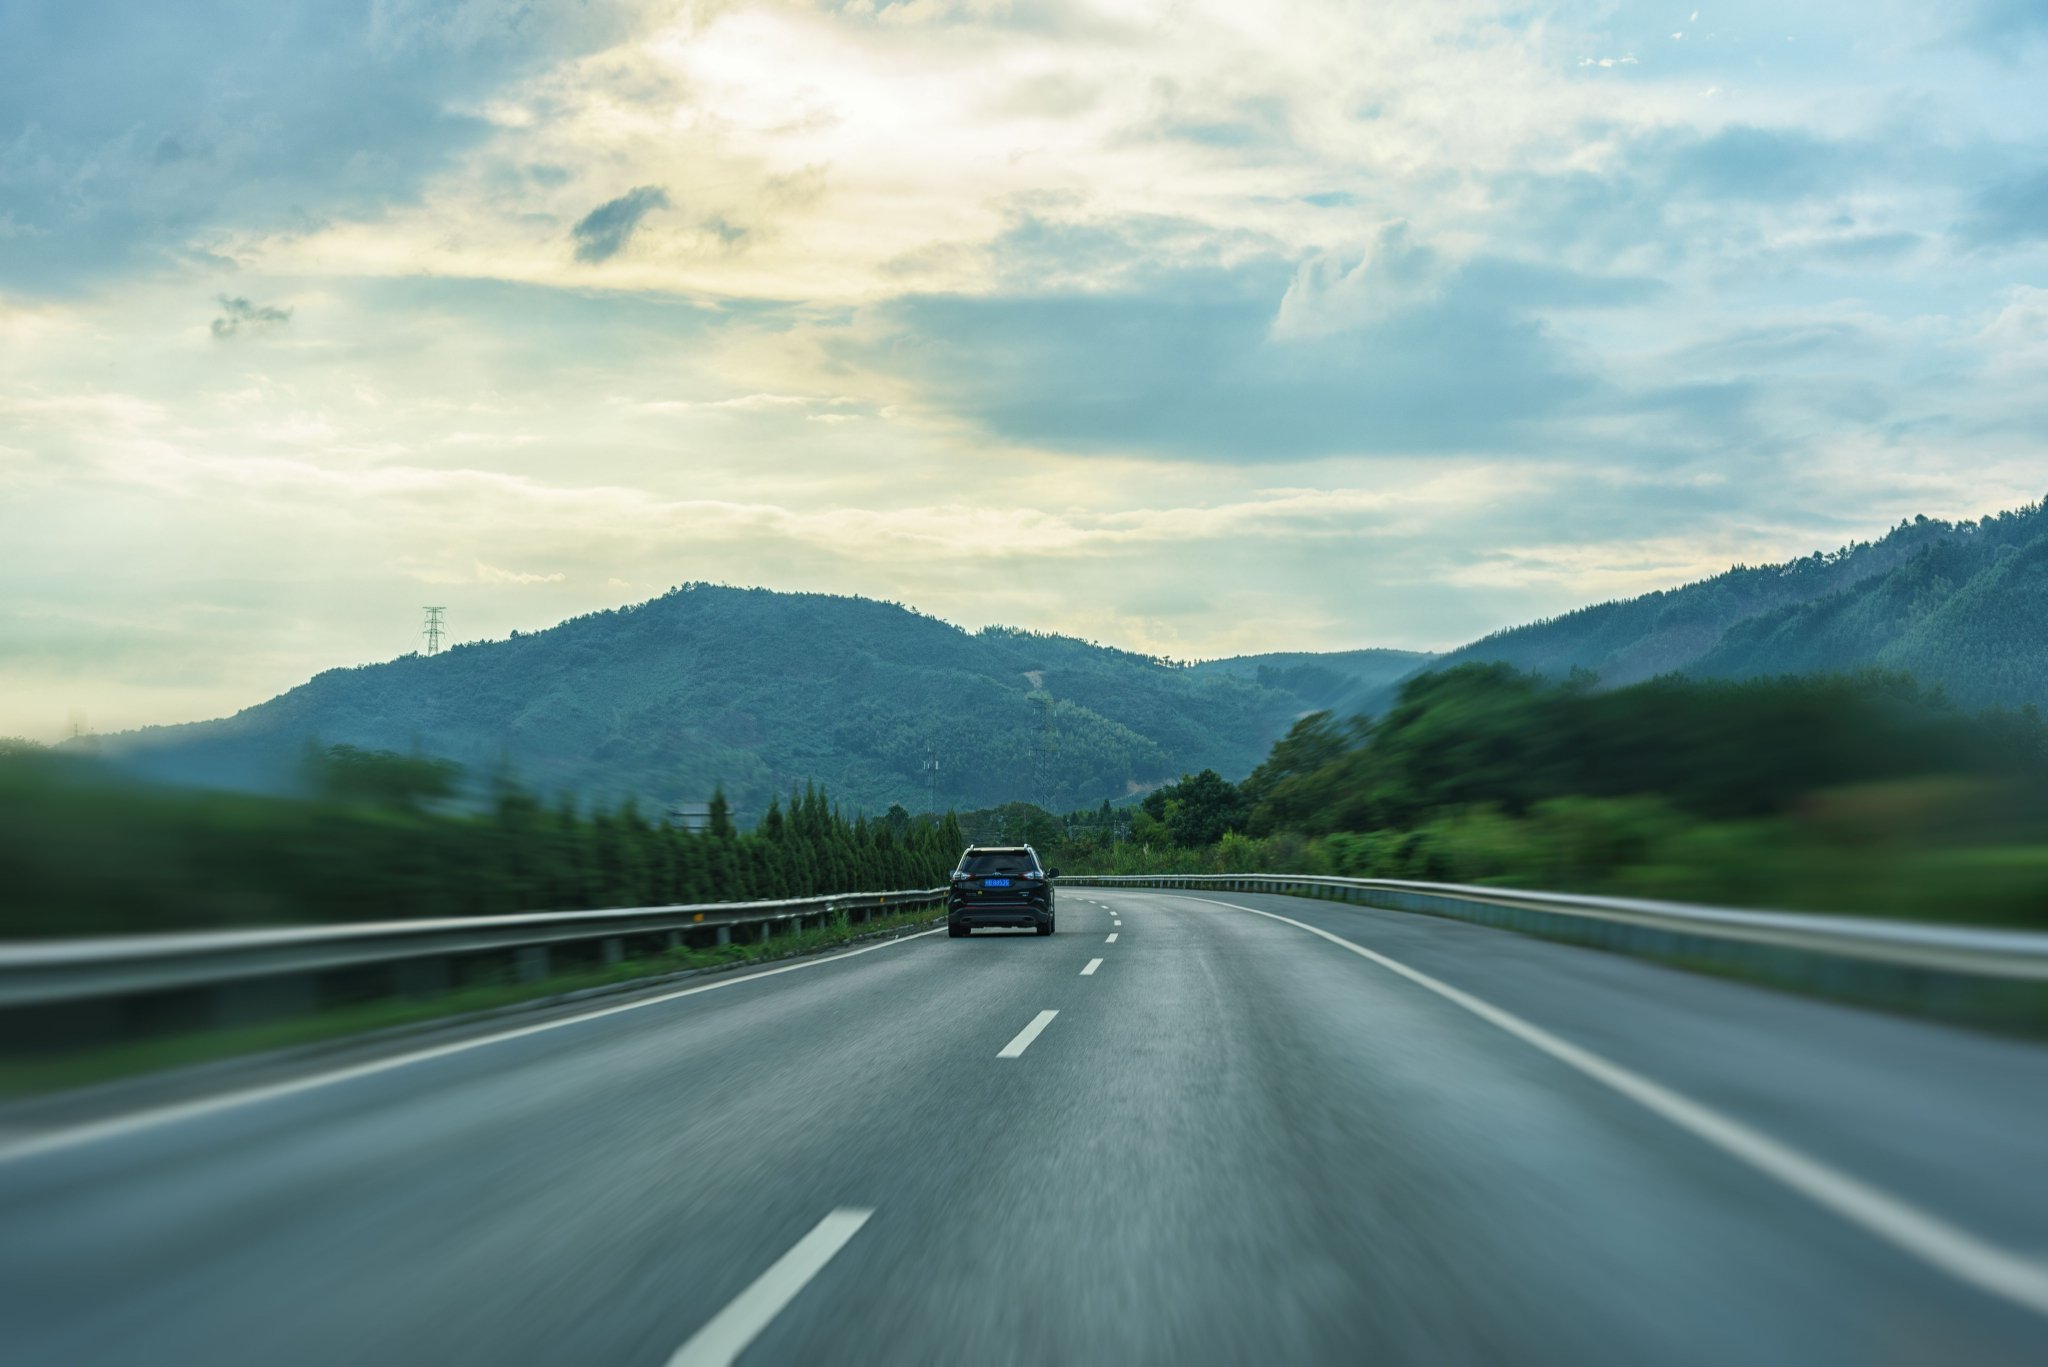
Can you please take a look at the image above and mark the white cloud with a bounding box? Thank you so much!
[1269,225,1447,339]
[471,561,569,585]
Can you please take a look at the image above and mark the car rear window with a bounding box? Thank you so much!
[959,852,1036,875]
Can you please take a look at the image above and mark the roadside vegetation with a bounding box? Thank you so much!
[0,742,963,938]
[1002,666,2048,929]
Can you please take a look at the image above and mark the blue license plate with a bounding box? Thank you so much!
[983,877,1012,887]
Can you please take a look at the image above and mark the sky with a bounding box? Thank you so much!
[3,0,2046,741]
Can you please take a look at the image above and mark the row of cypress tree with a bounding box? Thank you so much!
[483,780,966,914]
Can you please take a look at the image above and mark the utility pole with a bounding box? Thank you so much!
[421,606,446,656]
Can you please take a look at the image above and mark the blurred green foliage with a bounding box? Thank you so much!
[301,742,461,811]
[1046,666,2048,927]
[0,745,965,938]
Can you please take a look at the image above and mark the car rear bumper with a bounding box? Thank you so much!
[949,902,1051,930]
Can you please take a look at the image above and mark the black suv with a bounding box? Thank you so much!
[948,845,1059,937]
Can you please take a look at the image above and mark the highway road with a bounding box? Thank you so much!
[4,888,2048,1365]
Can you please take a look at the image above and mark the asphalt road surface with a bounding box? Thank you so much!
[5,888,2048,1365]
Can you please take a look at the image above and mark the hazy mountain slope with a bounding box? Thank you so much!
[1189,648,1434,715]
[1363,501,2048,716]
[1697,515,2048,708]
[97,586,1343,817]
[1435,519,1968,681]
[1880,534,2048,705]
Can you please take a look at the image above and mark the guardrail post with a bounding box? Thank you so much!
[601,937,625,967]
[716,924,732,947]
[392,956,451,999]
[212,973,318,1029]
[515,947,549,983]
[665,931,682,951]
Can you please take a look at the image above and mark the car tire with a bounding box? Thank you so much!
[1036,918,1054,936]
[949,923,968,938]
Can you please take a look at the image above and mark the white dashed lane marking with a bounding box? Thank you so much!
[997,1010,1059,1058]
[666,1208,873,1367]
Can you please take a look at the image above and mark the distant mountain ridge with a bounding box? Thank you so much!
[90,502,2048,815]
[1372,499,2048,714]
[96,587,1420,817]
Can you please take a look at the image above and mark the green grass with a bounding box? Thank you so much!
[0,907,944,1099]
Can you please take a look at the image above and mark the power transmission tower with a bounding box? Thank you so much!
[421,606,446,655]
[1031,692,1059,812]
[925,757,939,814]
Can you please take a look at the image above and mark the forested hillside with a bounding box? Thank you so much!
[1189,648,1433,717]
[93,586,1340,818]
[1371,500,2048,713]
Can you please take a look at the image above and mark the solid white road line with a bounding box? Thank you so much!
[998,1010,1059,1058]
[667,1208,873,1367]
[0,928,948,1166]
[1168,893,2048,1319]
[1106,934,1118,943]
[1081,958,1103,976]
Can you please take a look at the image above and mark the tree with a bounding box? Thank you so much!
[708,787,737,840]
[1240,712,1354,809]
[302,743,461,811]
[1163,769,1247,847]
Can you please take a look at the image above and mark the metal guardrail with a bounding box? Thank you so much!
[1063,874,2048,1026]
[13,872,2047,1044]
[0,888,947,1046]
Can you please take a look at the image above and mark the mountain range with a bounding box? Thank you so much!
[90,498,2048,815]
[93,587,1425,818]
